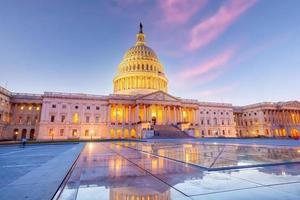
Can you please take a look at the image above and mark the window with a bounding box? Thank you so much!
[36,106,40,111]
[48,129,54,136]
[72,129,77,137]
[35,116,38,123]
[207,120,210,125]
[222,130,225,135]
[52,104,56,108]
[61,115,66,123]
[96,106,100,110]
[87,106,90,110]
[95,116,99,123]
[221,112,223,115]
[62,105,66,109]
[73,113,79,123]
[208,130,211,135]
[75,106,78,109]
[201,120,204,125]
[206,111,209,114]
[60,129,64,136]
[51,115,55,122]
[18,116,22,123]
[86,116,90,123]
[85,130,89,136]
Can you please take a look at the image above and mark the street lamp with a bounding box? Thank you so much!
[90,129,95,141]
[14,131,18,141]
[51,131,54,142]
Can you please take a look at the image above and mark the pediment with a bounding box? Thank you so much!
[137,91,179,102]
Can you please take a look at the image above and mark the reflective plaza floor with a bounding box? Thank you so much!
[56,140,300,200]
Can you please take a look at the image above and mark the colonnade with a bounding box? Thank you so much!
[114,76,167,92]
[108,104,197,125]
[265,110,300,125]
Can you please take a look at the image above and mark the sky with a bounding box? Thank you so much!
[0,0,300,106]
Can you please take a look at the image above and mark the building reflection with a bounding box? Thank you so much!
[59,143,300,200]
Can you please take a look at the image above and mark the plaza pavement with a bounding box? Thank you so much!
[0,143,84,200]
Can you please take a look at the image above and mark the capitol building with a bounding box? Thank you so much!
[0,25,300,141]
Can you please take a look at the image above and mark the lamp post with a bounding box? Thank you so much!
[90,129,95,141]
[51,132,54,142]
[15,131,18,141]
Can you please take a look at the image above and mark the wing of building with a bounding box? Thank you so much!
[1,25,300,140]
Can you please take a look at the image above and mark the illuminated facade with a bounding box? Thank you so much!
[0,25,299,140]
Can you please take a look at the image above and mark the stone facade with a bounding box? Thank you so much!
[234,102,300,138]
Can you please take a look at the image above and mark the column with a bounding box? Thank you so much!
[193,109,196,124]
[122,105,125,125]
[174,106,177,124]
[162,105,165,125]
[143,104,146,122]
[136,104,139,123]
[149,105,152,122]
[179,107,182,122]
[115,105,118,123]
[168,106,171,124]
[129,106,132,124]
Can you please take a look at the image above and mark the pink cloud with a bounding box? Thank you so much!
[187,0,257,51]
[179,47,235,79]
[159,0,208,25]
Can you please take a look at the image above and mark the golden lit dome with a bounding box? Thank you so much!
[113,23,168,95]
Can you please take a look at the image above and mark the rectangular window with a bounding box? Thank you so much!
[85,130,89,136]
[87,106,90,110]
[60,129,64,136]
[52,104,56,108]
[62,105,67,109]
[95,116,99,123]
[51,115,55,122]
[96,106,100,110]
[72,129,77,137]
[207,120,210,125]
[86,116,90,123]
[61,115,66,122]
[18,116,22,123]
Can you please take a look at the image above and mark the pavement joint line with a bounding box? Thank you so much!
[110,143,193,200]
[52,144,85,200]
[208,144,227,168]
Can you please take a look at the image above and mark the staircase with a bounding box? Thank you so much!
[152,125,193,138]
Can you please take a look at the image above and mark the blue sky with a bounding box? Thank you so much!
[0,0,299,105]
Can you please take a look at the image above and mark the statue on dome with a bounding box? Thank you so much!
[139,22,143,33]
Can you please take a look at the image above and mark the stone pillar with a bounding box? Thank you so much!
[179,107,182,122]
[143,104,146,122]
[149,105,152,122]
[115,105,118,123]
[162,105,165,125]
[173,106,177,124]
[156,104,158,120]
[168,106,171,124]
[129,106,132,124]
[108,104,111,124]
[122,105,125,125]
[136,104,139,123]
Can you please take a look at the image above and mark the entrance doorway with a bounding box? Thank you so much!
[30,129,35,140]
[152,116,157,125]
[21,129,27,139]
[291,129,299,139]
